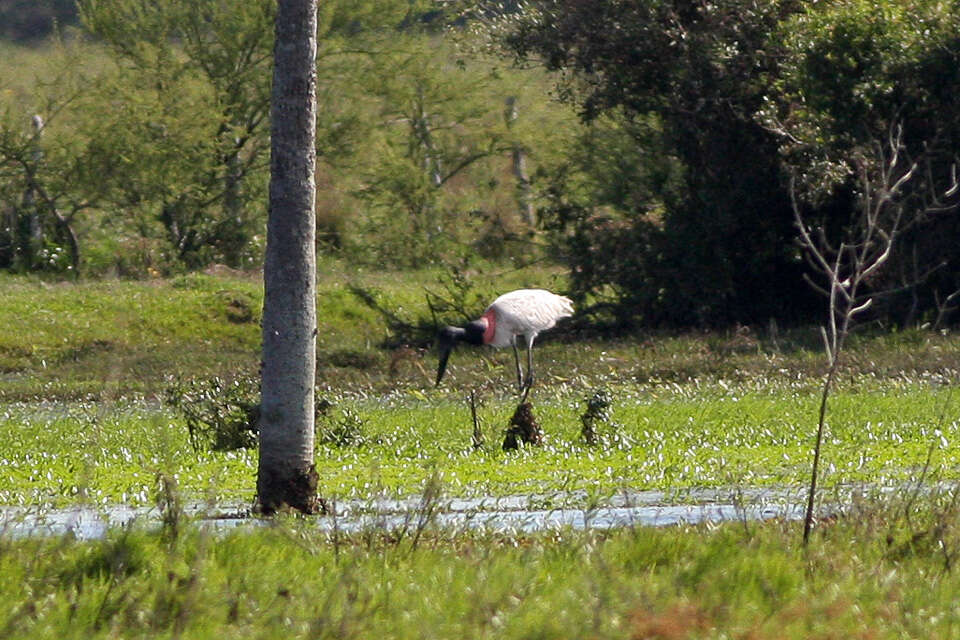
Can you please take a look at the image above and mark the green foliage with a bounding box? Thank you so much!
[164,375,260,452]
[507,0,820,327]
[77,0,276,270]
[344,35,559,267]
[579,387,629,447]
[316,401,366,448]
[504,0,960,328]
[0,6,575,277]
[769,0,960,173]
[535,112,681,327]
[763,0,960,323]
[766,0,960,202]
[0,40,118,274]
[3,0,958,333]
[4,496,960,637]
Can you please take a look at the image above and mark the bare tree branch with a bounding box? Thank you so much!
[795,119,951,547]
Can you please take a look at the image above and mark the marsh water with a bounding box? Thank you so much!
[0,486,827,539]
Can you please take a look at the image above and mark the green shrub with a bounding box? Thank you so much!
[316,401,366,448]
[163,375,260,452]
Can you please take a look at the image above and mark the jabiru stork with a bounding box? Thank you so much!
[435,288,574,393]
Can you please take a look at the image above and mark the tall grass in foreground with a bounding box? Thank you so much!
[1,491,959,639]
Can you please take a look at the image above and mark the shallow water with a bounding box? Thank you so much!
[0,487,816,539]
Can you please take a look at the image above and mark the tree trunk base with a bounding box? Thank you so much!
[256,463,324,515]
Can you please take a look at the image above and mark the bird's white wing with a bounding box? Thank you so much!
[488,289,574,336]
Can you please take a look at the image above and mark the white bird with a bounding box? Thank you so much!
[435,289,574,393]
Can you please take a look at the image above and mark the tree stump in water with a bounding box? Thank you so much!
[502,402,543,450]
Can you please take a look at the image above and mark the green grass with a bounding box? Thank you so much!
[2,499,960,639]
[3,268,960,637]
[0,274,264,398]
[1,267,959,507]
[1,382,957,507]
[0,262,569,399]
[2,268,960,506]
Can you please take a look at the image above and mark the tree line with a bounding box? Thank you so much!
[504,0,960,328]
[0,0,567,275]
[1,0,959,330]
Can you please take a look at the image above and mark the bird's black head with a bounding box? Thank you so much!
[435,321,485,386]
[435,326,463,386]
[462,320,486,346]
[438,325,464,346]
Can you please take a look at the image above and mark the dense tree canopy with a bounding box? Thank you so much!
[765,0,960,324]
[506,0,818,327]
[505,0,960,328]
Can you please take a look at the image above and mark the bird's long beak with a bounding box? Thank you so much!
[436,344,453,386]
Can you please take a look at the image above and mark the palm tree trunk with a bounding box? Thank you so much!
[257,0,320,515]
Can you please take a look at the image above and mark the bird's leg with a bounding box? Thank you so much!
[519,382,532,404]
[512,338,524,392]
[524,336,536,390]
[516,346,533,404]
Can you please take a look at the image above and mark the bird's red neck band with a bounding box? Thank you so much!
[481,309,496,344]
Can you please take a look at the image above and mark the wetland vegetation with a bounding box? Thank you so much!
[2,268,960,637]
[4,0,960,635]
[2,267,959,509]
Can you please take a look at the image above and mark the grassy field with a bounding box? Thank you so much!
[2,267,960,637]
[1,268,959,506]
[2,499,960,639]
[2,382,956,508]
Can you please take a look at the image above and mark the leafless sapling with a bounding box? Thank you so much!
[795,122,959,546]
